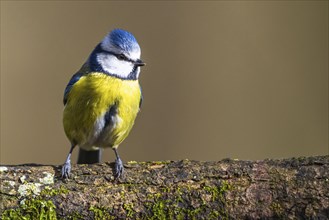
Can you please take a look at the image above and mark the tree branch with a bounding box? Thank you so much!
[1,156,329,219]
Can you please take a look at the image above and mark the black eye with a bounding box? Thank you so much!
[117,54,126,60]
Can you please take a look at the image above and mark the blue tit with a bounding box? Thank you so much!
[61,29,145,179]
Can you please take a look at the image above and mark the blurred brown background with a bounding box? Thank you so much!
[1,1,328,165]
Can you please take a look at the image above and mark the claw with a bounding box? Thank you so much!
[61,146,75,179]
[114,157,124,179]
[61,161,71,179]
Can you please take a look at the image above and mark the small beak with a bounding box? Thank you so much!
[135,59,146,67]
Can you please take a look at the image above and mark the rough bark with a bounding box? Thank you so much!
[1,156,328,219]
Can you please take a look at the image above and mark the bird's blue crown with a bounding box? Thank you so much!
[109,29,140,52]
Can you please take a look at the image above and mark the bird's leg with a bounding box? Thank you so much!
[61,144,75,178]
[113,148,124,179]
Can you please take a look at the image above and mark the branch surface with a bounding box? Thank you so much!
[1,156,329,219]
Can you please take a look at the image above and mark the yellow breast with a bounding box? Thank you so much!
[63,72,141,149]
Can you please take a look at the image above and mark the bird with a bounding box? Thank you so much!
[61,29,145,179]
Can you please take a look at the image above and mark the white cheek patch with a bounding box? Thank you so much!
[97,54,134,78]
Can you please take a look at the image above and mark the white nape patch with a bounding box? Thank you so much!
[97,53,135,78]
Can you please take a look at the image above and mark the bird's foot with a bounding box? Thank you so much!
[61,161,71,179]
[114,157,124,179]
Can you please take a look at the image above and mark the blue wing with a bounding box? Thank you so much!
[63,72,84,105]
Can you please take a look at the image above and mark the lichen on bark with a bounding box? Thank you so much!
[1,156,328,219]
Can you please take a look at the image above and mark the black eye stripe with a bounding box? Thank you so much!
[100,49,134,63]
[117,54,134,63]
[117,54,126,60]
